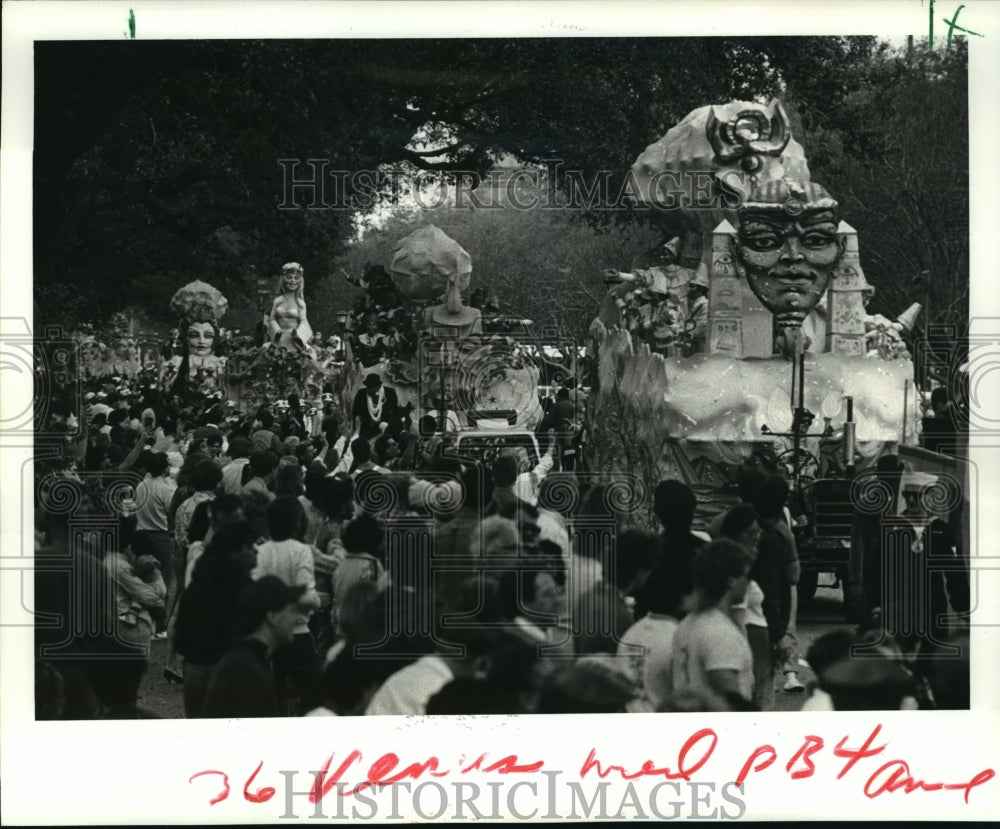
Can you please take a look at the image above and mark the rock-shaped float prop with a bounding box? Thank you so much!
[390,225,473,303]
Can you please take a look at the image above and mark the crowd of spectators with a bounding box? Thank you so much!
[34,374,971,720]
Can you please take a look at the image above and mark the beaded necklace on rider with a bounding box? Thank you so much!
[366,385,385,422]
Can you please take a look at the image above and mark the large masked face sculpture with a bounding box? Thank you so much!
[733,179,844,326]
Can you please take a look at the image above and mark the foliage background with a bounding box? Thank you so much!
[34,37,968,343]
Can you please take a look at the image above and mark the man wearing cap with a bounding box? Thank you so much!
[202,576,308,718]
[885,476,971,655]
[351,373,399,441]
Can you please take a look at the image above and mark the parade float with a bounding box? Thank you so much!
[586,99,964,599]
[338,224,546,435]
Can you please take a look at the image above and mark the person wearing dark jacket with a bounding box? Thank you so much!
[886,480,971,655]
[636,480,707,620]
[202,577,307,718]
[174,521,259,717]
[351,374,400,441]
[750,477,794,661]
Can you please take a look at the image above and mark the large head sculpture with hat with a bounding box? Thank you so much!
[731,177,845,325]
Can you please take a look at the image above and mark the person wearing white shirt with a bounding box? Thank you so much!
[511,438,555,507]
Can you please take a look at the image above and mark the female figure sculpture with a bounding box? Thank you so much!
[268,262,315,354]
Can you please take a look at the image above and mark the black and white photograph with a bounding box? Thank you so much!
[3,0,999,823]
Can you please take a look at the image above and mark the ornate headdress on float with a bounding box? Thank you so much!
[169,280,229,326]
[738,178,839,221]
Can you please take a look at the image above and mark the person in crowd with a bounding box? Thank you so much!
[748,476,795,704]
[618,530,689,710]
[320,409,342,449]
[173,456,223,573]
[203,431,225,464]
[202,577,308,718]
[103,534,166,715]
[373,434,402,471]
[426,636,548,716]
[887,479,970,656]
[364,576,506,716]
[707,466,767,536]
[640,479,707,621]
[332,514,387,634]
[430,463,489,610]
[913,632,970,710]
[511,437,556,507]
[281,393,309,440]
[347,437,388,477]
[132,451,177,635]
[351,373,400,441]
[174,521,259,717]
[802,626,919,712]
[35,480,125,718]
[352,313,390,368]
[274,462,305,498]
[540,387,580,471]
[848,454,905,624]
[486,454,526,518]
[184,494,245,587]
[220,434,251,495]
[718,504,772,708]
[250,409,283,457]
[573,524,651,656]
[299,463,328,545]
[163,499,211,685]
[671,539,755,705]
[921,386,963,454]
[168,445,214,530]
[252,496,322,714]
[415,414,444,469]
[499,553,570,648]
[314,475,354,572]
[468,514,520,559]
[537,655,637,714]
[241,451,278,502]
[535,474,574,562]
[315,640,396,717]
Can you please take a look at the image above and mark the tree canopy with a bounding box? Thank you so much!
[34,36,967,337]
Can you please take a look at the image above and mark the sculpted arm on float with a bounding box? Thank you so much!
[267,297,282,344]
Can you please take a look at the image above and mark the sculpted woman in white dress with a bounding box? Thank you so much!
[268,262,315,353]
